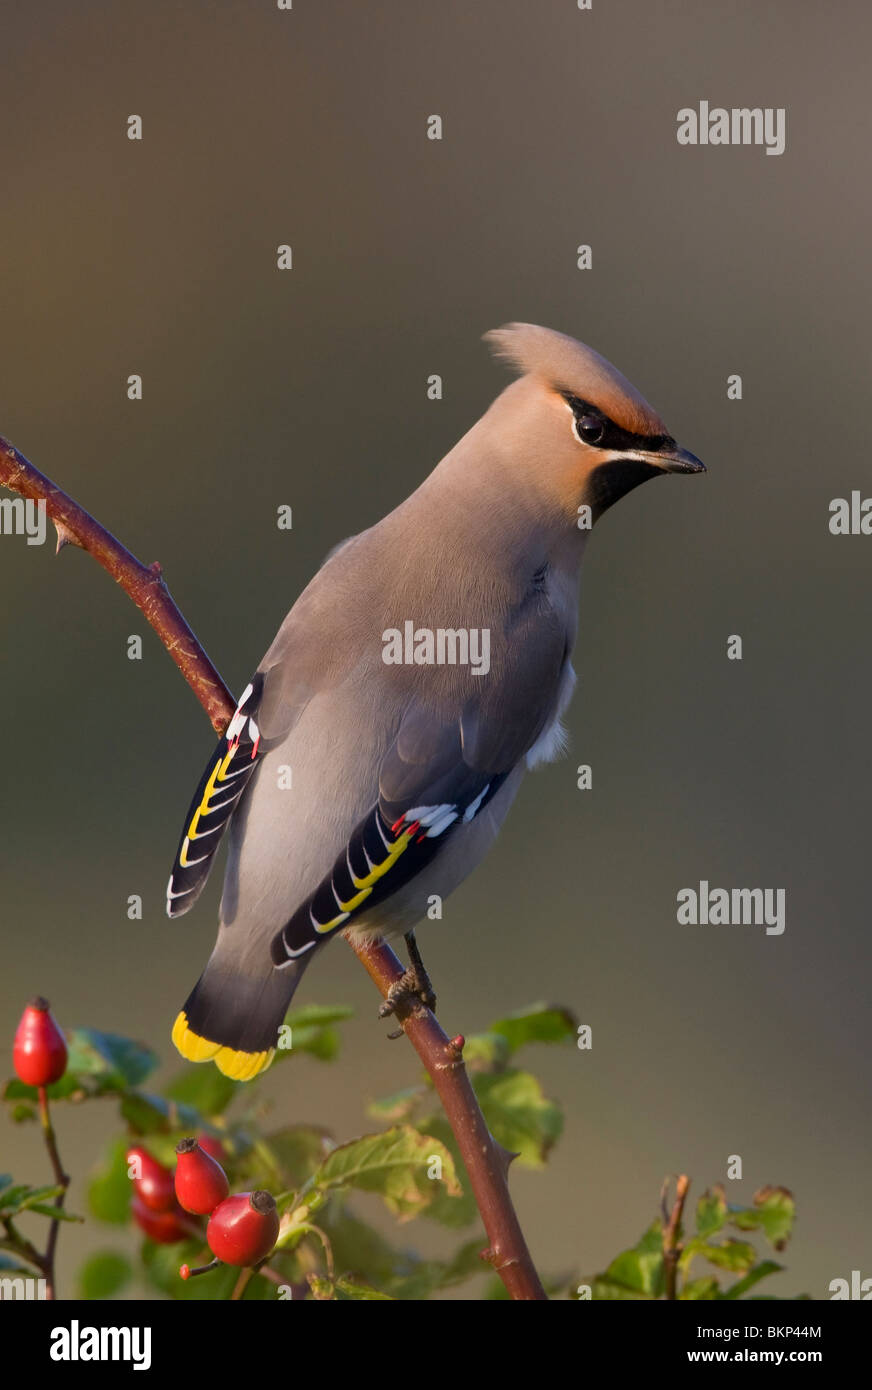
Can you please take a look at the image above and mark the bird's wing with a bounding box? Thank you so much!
[166,552,368,918]
[270,601,569,965]
[165,678,267,917]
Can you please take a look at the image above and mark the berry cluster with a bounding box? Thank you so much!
[127,1145,191,1244]
[11,997,279,1285]
[128,1137,278,1275]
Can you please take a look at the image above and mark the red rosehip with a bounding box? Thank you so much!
[174,1137,230,1215]
[12,997,67,1087]
[131,1193,190,1244]
[126,1146,176,1213]
[196,1134,227,1163]
[206,1191,279,1267]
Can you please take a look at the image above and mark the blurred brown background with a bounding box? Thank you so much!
[1,0,870,1298]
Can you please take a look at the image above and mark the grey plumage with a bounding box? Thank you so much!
[168,323,704,1078]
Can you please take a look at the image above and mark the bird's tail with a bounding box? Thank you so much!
[172,951,316,1081]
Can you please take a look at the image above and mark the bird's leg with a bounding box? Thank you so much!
[379,930,437,1037]
[404,930,437,1012]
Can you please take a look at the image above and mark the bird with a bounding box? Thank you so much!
[167,322,705,1080]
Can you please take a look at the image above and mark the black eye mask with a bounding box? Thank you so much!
[559,391,674,458]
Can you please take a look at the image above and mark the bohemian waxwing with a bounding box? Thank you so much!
[168,323,704,1079]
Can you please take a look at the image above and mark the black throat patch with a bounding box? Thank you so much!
[587,457,663,514]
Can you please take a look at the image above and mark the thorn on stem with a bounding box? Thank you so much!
[493,1141,520,1178]
[54,521,80,554]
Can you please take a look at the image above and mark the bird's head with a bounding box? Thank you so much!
[483,323,705,525]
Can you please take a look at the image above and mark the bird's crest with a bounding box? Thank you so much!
[484,322,666,437]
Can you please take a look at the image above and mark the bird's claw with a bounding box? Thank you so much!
[379,964,437,1038]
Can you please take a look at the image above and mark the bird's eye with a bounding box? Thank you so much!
[574,413,604,444]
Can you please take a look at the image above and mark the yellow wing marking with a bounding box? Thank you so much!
[185,748,242,842]
[349,826,413,891]
[336,885,373,913]
[317,824,414,931]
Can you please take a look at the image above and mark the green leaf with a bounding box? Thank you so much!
[87,1139,133,1225]
[695,1186,727,1239]
[473,1068,563,1168]
[0,1175,12,1194]
[4,1073,83,1103]
[141,1236,275,1301]
[334,1276,394,1300]
[140,1236,236,1301]
[21,1202,82,1222]
[409,1115,478,1228]
[137,1133,187,1169]
[241,1128,332,1192]
[603,1221,665,1298]
[238,1272,279,1300]
[484,1275,512,1299]
[305,1126,460,1222]
[366,1087,425,1123]
[458,1032,512,1071]
[118,1090,201,1136]
[325,1207,484,1299]
[722,1261,783,1300]
[328,1207,416,1289]
[728,1187,795,1251]
[76,1251,132,1299]
[682,1233,757,1276]
[387,1238,485,1300]
[117,1091,165,1135]
[490,1003,578,1053]
[164,1065,239,1116]
[9,1103,36,1123]
[680,1276,721,1300]
[284,1004,356,1028]
[0,1182,75,1219]
[17,1184,67,1206]
[0,1182,30,1210]
[436,1238,485,1286]
[66,1029,158,1091]
[272,1004,354,1065]
[753,1187,795,1250]
[701,1239,757,1274]
[588,1277,655,1300]
[0,1253,38,1277]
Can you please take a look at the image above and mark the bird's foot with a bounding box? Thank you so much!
[379,933,437,1038]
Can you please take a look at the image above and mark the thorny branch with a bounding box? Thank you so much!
[0,434,547,1301]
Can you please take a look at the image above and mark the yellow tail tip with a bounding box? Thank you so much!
[215,1046,276,1081]
[172,1012,275,1081]
[172,1011,219,1060]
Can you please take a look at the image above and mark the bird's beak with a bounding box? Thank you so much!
[610,444,705,475]
[617,447,706,475]
[644,444,706,474]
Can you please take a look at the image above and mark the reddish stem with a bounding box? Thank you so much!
[0,435,547,1301]
[37,1085,69,1300]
